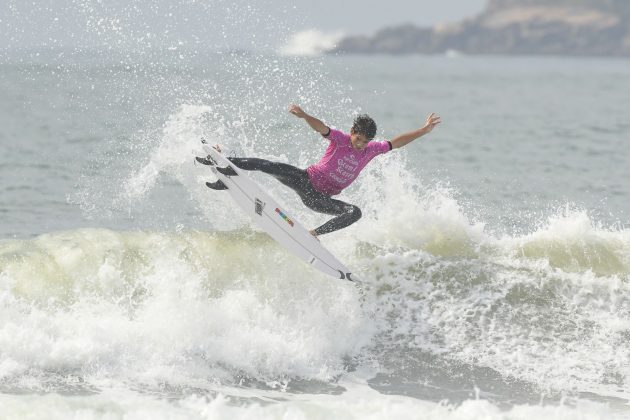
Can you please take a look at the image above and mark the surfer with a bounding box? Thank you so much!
[201,105,441,236]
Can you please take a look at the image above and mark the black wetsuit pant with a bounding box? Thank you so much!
[228,158,361,236]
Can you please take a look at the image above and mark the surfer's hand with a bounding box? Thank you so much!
[289,104,307,119]
[423,113,441,133]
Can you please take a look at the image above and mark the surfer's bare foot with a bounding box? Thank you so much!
[309,230,319,241]
[213,144,222,153]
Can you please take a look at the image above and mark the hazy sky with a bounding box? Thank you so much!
[1,0,487,50]
[295,0,486,33]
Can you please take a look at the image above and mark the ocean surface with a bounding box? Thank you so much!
[1,46,630,419]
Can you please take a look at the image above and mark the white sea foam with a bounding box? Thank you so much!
[362,207,630,400]
[279,30,344,56]
[0,228,372,391]
[500,209,630,276]
[0,387,622,420]
[2,202,630,403]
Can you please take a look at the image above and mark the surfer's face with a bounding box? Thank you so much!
[350,131,370,150]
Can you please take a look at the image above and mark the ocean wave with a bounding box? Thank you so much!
[278,30,344,57]
[6,103,630,404]
[0,228,371,392]
[499,210,630,276]
[1,217,629,399]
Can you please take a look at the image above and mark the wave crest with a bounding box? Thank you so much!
[279,30,343,56]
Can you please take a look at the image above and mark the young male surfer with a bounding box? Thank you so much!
[199,104,441,237]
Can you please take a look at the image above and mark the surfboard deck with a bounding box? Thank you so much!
[198,142,357,282]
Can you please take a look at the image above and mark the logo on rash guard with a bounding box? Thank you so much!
[275,208,294,227]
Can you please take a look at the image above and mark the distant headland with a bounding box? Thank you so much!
[330,0,630,56]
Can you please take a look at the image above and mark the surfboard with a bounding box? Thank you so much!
[197,142,357,282]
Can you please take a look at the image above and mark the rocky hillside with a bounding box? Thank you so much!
[331,0,630,56]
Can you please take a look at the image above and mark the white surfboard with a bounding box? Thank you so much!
[198,143,357,282]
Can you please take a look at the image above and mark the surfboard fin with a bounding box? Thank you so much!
[196,156,215,166]
[205,180,228,190]
[216,166,238,176]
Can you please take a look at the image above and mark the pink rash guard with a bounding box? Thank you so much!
[306,128,392,196]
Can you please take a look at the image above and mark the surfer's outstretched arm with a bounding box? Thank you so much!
[289,104,330,136]
[391,113,441,149]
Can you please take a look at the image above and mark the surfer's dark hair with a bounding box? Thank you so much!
[351,114,377,140]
